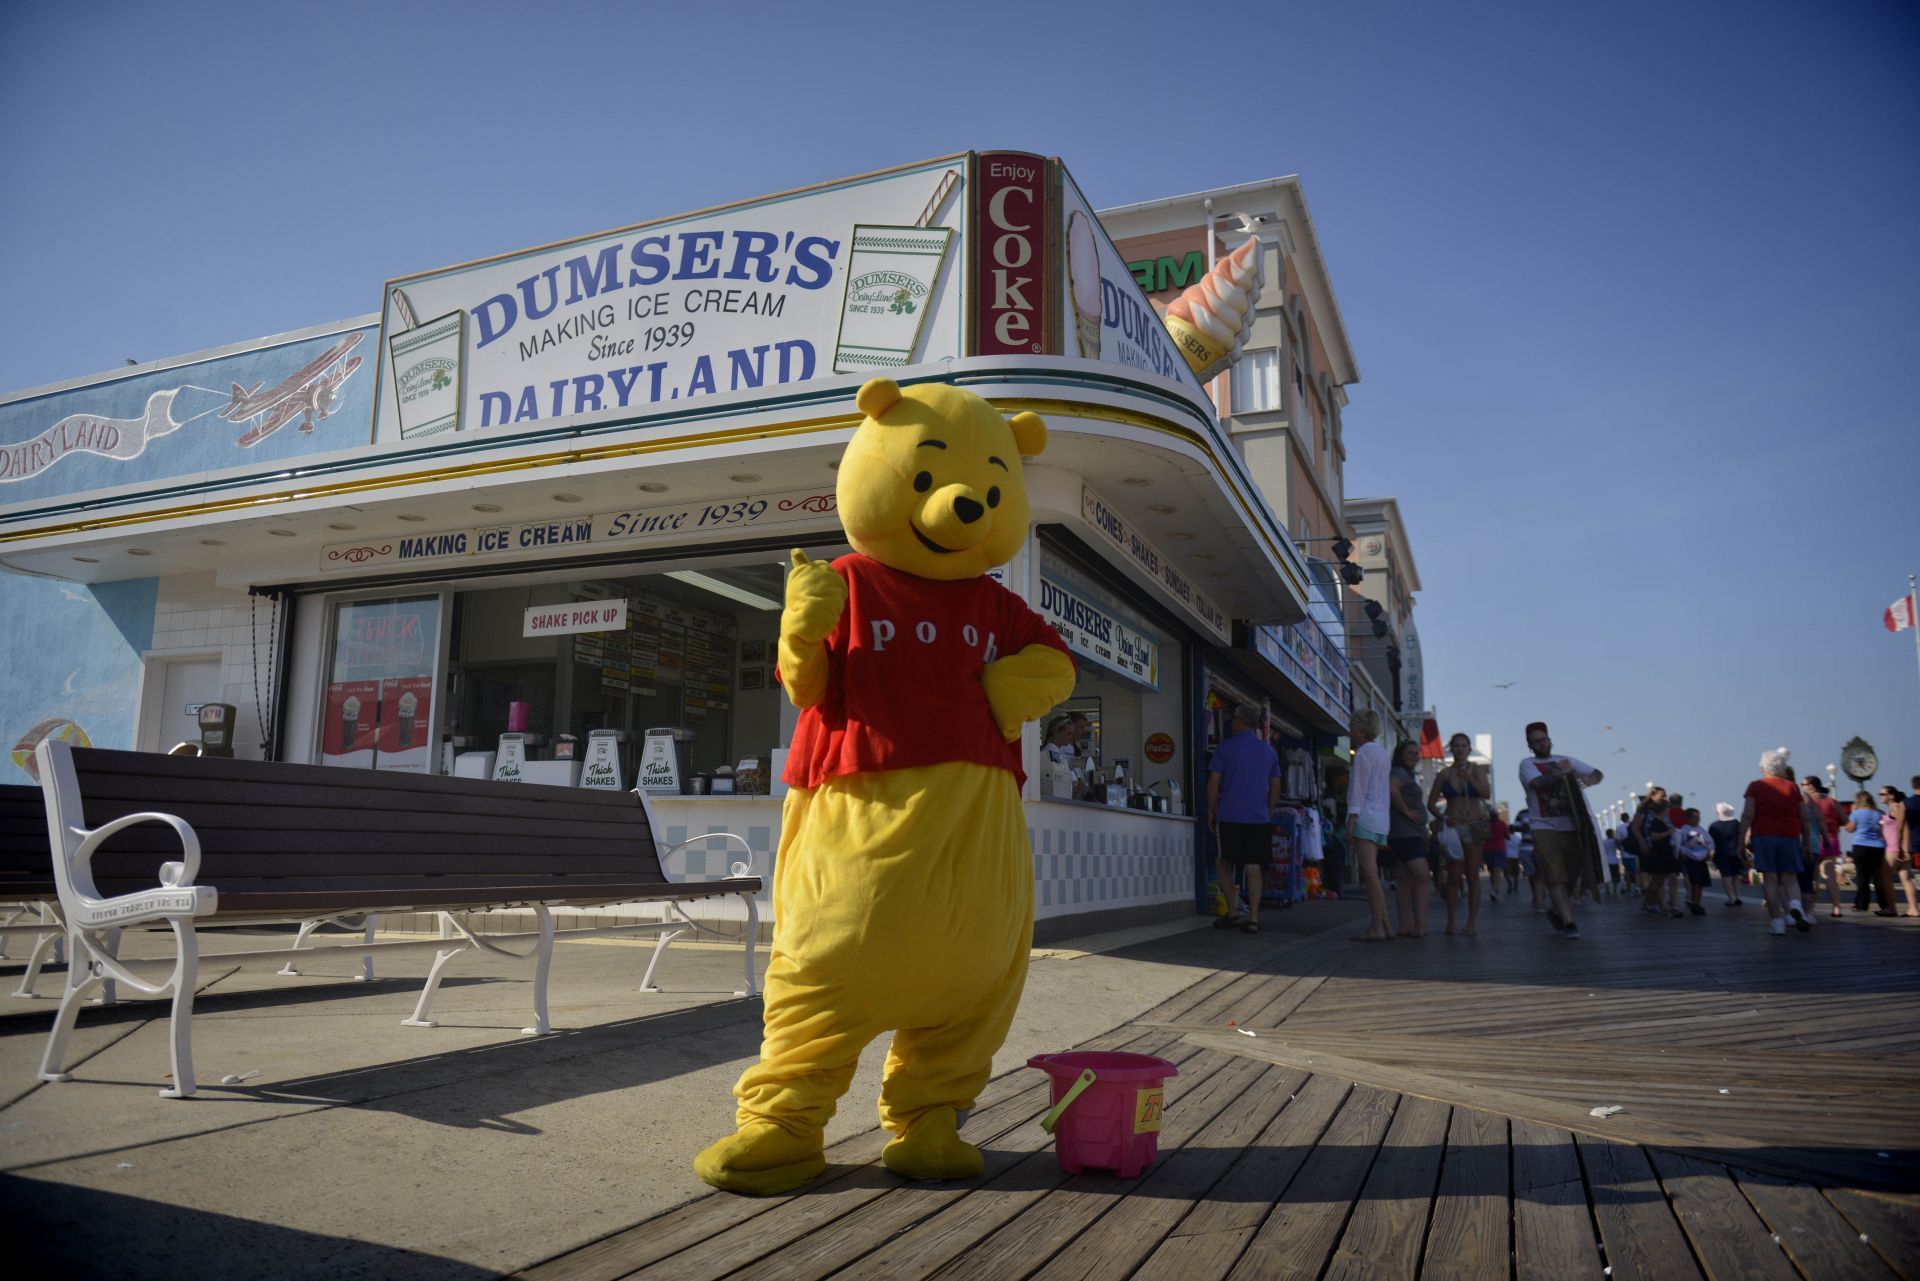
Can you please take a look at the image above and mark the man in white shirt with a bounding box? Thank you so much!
[1517,720,1604,939]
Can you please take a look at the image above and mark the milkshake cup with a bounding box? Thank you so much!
[341,696,361,749]
[397,692,418,748]
[1068,211,1103,359]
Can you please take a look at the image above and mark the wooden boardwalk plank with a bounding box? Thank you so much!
[1577,1134,1703,1281]
[1421,1106,1511,1281]
[1826,1188,1920,1281]
[1324,1094,1450,1281]
[1178,1030,1917,1192]
[1512,1119,1598,1280]
[1223,1085,1398,1281]
[1736,1170,1899,1280]
[1648,1149,1801,1281]
[1130,1073,1352,1281]
[1240,974,1327,1029]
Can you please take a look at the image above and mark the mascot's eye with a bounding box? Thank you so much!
[913,471,933,493]
[987,487,1001,508]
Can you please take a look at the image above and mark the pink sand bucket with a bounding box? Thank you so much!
[1028,1050,1179,1177]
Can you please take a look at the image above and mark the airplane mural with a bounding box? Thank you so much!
[0,324,376,498]
[219,332,364,446]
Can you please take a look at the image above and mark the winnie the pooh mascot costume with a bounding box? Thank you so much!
[694,377,1077,1195]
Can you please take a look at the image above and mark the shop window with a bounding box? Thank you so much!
[437,552,831,790]
[1035,543,1186,812]
[320,594,445,772]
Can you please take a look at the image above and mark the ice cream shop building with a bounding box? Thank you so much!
[0,152,1356,941]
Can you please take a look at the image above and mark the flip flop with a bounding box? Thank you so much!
[1240,922,1260,934]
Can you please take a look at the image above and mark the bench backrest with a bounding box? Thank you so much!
[40,744,668,903]
[1,782,54,896]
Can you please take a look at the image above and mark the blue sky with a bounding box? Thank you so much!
[3,0,1916,810]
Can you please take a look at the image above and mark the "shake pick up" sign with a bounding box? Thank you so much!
[523,598,629,638]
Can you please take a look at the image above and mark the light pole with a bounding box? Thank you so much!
[1826,763,1837,797]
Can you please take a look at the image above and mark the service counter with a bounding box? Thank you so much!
[534,793,1195,942]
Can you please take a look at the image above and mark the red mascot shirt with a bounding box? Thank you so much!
[781,554,1071,790]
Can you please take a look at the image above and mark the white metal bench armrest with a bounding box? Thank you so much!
[660,830,755,882]
[60,812,216,930]
[73,812,203,887]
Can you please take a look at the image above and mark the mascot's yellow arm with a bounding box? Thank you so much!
[779,549,846,709]
[982,644,1077,743]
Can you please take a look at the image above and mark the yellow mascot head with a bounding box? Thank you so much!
[836,378,1047,582]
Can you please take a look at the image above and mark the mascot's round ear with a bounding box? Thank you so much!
[856,377,902,420]
[1009,410,1047,457]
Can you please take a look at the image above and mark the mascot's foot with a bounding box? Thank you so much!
[693,1123,825,1195]
[882,1106,984,1181]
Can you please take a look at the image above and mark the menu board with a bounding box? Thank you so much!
[571,588,735,715]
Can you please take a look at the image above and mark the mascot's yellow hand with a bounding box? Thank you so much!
[981,643,1079,743]
[782,549,847,645]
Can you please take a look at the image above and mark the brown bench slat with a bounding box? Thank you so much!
[1,784,52,885]
[82,851,669,878]
[74,749,640,807]
[71,773,653,826]
[77,799,650,841]
[79,828,657,859]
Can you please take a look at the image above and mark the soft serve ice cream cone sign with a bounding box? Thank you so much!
[1161,238,1263,381]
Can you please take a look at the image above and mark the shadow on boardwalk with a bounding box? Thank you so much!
[520,895,1920,1281]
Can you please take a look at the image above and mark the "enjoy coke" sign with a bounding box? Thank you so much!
[972,152,1050,356]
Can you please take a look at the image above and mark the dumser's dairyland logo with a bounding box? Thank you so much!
[845,270,928,316]
[398,357,457,404]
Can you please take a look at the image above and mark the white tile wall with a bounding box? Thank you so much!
[147,573,281,759]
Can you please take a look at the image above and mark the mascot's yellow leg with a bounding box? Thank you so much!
[698,763,1033,1191]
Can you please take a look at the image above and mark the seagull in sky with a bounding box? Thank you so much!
[1491,681,1516,689]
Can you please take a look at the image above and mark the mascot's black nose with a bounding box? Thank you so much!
[954,496,985,524]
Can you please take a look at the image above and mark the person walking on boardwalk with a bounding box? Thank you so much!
[1344,708,1394,942]
[1743,750,1814,934]
[1801,776,1846,918]
[1676,808,1714,915]
[1615,812,1640,895]
[1632,788,1680,918]
[1847,790,1898,915]
[1708,801,1747,906]
[1387,739,1433,937]
[1482,805,1510,903]
[1429,732,1490,933]
[1896,778,1919,917]
[1517,721,1604,940]
[1514,808,1545,911]
[1206,704,1282,934]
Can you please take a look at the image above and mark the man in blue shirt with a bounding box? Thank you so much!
[1207,704,1282,934]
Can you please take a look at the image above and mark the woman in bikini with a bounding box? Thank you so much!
[1428,732,1490,935]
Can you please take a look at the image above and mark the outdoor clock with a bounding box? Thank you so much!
[1840,737,1878,782]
